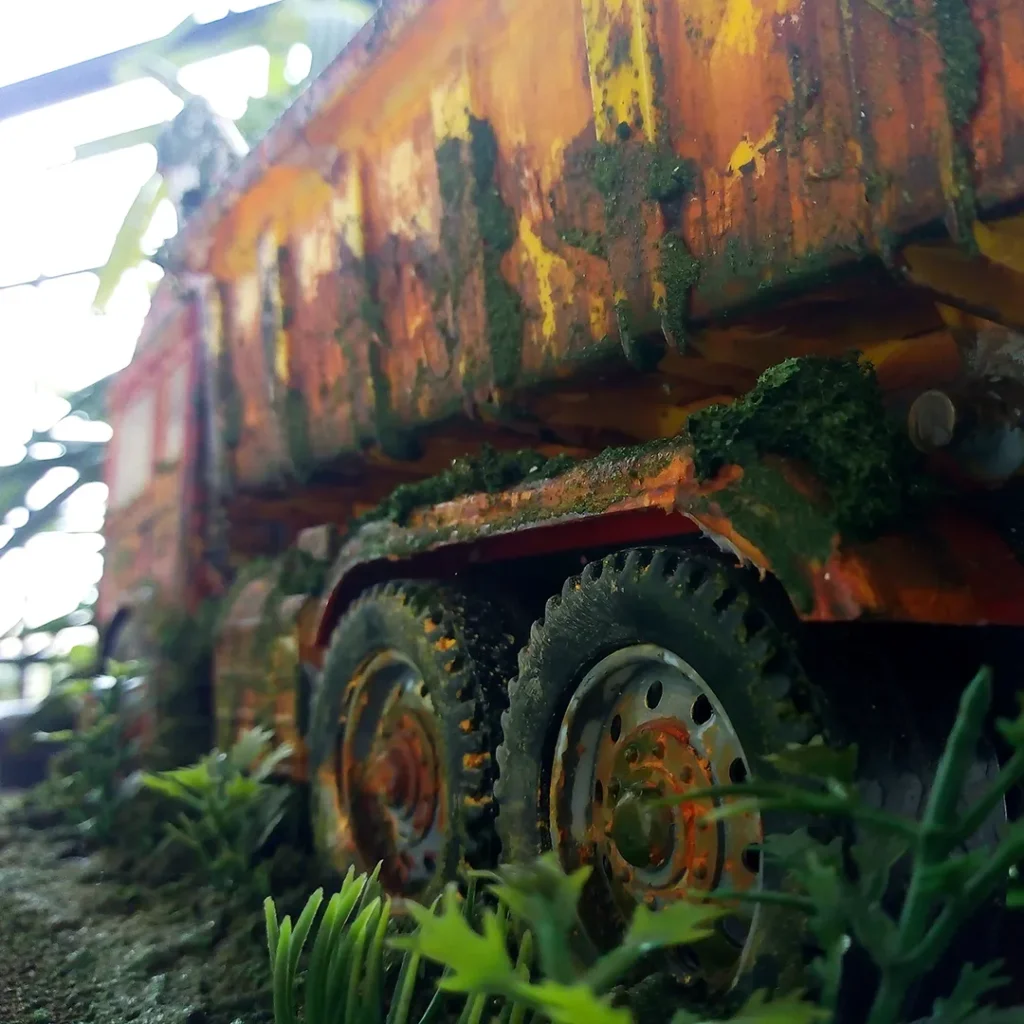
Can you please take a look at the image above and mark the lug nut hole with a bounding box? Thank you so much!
[729,757,748,784]
[691,694,713,725]
[610,715,622,742]
[646,680,663,709]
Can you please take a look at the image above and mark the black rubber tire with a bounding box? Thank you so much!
[309,580,522,901]
[494,546,833,1000]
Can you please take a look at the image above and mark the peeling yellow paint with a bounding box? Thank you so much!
[430,64,472,142]
[235,273,260,336]
[386,139,438,239]
[298,219,336,304]
[519,216,570,340]
[332,180,364,261]
[719,0,760,54]
[716,0,801,56]
[580,0,656,141]
[727,120,778,178]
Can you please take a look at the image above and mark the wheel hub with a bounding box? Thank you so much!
[341,651,445,895]
[550,645,762,988]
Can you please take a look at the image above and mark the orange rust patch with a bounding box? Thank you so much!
[462,752,490,769]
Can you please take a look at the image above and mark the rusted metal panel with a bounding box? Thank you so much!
[172,0,1024,491]
[215,574,319,778]
[99,281,204,623]
[315,439,1024,638]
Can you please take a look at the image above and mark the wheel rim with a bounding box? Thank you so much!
[341,650,446,895]
[550,644,763,990]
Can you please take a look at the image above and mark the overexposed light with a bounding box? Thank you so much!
[141,198,179,256]
[0,2,203,87]
[5,509,29,529]
[0,445,28,468]
[285,43,313,85]
[37,145,159,278]
[0,638,22,660]
[0,79,182,171]
[31,394,72,433]
[22,633,53,657]
[27,442,66,461]
[25,467,80,511]
[0,526,13,550]
[193,1,231,22]
[60,483,108,535]
[49,624,100,655]
[178,46,271,120]
[50,420,113,443]
[230,0,282,11]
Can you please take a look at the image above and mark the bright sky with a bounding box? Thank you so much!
[0,1,292,686]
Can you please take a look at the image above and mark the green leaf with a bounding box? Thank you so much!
[850,835,910,902]
[344,898,383,1024]
[996,693,1024,748]
[709,990,830,1024]
[489,854,589,982]
[392,886,516,994]
[273,915,294,1024]
[289,888,324,986]
[363,896,392,1024]
[623,900,726,949]
[93,172,168,312]
[265,896,280,970]
[523,980,631,1024]
[930,961,1010,1023]
[763,735,859,783]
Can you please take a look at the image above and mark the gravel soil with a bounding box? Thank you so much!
[0,802,273,1024]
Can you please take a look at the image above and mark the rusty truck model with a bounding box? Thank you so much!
[97,0,1024,998]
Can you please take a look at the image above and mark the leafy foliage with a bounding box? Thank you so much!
[27,674,140,842]
[142,726,292,894]
[678,665,1024,1024]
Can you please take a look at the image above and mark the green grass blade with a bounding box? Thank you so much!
[364,897,392,1024]
[289,888,325,984]
[502,930,534,1024]
[265,897,281,970]
[386,945,422,1024]
[343,898,383,1024]
[273,916,294,1024]
[307,892,346,1024]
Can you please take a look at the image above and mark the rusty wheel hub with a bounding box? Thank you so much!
[550,645,762,987]
[341,651,445,895]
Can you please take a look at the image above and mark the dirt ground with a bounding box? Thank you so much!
[0,801,273,1024]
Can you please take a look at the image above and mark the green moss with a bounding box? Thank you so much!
[590,141,697,220]
[468,116,524,388]
[646,151,697,203]
[559,228,607,258]
[282,387,313,482]
[358,444,577,526]
[934,0,981,131]
[687,354,931,539]
[657,235,701,341]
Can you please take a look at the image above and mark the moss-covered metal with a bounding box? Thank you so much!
[686,354,931,540]
[356,443,577,526]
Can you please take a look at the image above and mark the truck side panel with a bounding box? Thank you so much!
[196,0,1024,491]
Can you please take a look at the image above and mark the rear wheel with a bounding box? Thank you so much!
[495,547,828,999]
[309,580,520,900]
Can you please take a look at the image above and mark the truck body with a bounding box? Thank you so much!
[98,0,1024,988]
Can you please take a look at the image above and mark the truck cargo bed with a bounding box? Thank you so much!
[171,0,1024,493]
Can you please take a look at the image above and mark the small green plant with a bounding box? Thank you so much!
[142,726,292,894]
[265,865,514,1024]
[678,665,1024,1023]
[30,673,140,842]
